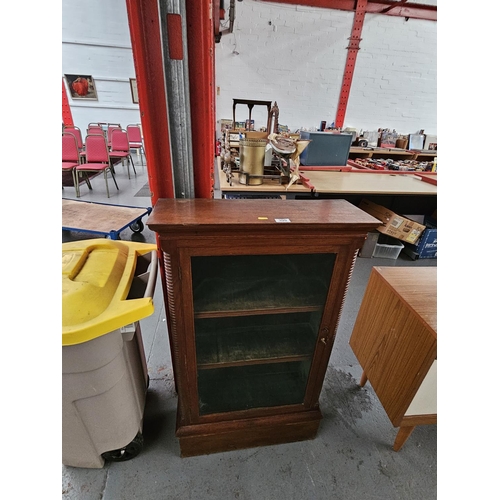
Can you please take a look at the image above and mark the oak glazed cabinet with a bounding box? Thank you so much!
[147,199,380,456]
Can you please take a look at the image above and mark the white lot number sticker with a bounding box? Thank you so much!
[275,218,291,223]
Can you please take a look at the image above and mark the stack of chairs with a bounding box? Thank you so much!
[75,134,119,198]
[109,128,136,179]
[126,124,146,164]
[62,132,92,197]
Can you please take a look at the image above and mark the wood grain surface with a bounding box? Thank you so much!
[148,198,381,233]
[149,198,381,456]
[62,199,146,233]
[303,170,438,195]
[349,266,437,428]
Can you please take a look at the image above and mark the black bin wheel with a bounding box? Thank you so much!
[101,432,144,462]
[130,219,144,233]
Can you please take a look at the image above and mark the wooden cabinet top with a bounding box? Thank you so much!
[373,266,437,335]
[148,199,381,235]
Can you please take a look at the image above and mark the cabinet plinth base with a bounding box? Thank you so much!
[177,409,322,457]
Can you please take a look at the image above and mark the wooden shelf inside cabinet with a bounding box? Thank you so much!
[147,199,381,457]
[195,314,319,369]
[194,304,322,319]
[192,253,335,317]
[197,361,310,416]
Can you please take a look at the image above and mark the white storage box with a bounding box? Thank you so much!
[373,234,404,259]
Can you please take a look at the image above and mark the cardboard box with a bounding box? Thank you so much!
[358,199,426,244]
[403,217,437,260]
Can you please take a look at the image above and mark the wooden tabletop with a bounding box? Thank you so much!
[219,167,437,196]
[300,170,438,195]
[62,199,147,233]
[373,266,437,335]
[147,198,381,234]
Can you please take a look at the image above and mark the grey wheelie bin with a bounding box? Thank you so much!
[62,239,158,468]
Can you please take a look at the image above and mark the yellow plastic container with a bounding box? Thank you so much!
[62,239,158,468]
[62,239,157,346]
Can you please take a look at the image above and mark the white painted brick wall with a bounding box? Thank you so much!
[216,1,436,135]
[62,0,141,134]
[62,0,436,137]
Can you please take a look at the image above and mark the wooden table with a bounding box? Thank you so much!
[218,167,437,215]
[349,266,437,450]
[301,170,437,195]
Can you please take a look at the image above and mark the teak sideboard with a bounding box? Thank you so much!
[147,199,380,456]
[349,266,437,451]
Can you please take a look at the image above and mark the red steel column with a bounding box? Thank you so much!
[126,0,177,389]
[335,0,367,128]
[62,79,74,127]
[125,0,175,203]
[185,0,215,199]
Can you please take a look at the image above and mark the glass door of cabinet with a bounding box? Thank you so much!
[191,253,336,416]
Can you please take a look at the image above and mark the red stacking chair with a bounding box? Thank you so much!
[85,125,104,160]
[64,125,87,161]
[126,124,145,164]
[76,134,119,198]
[63,126,84,151]
[106,124,122,148]
[62,132,92,198]
[109,129,136,179]
[87,124,105,137]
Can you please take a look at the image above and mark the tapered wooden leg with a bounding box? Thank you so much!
[393,426,415,451]
[359,370,368,387]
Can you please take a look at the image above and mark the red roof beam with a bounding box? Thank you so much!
[259,1,436,22]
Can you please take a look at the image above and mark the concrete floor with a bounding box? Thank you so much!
[62,155,437,499]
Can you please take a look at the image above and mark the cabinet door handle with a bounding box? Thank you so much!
[320,337,327,345]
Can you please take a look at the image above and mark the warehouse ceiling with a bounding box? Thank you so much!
[215,0,437,41]
[260,0,437,21]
